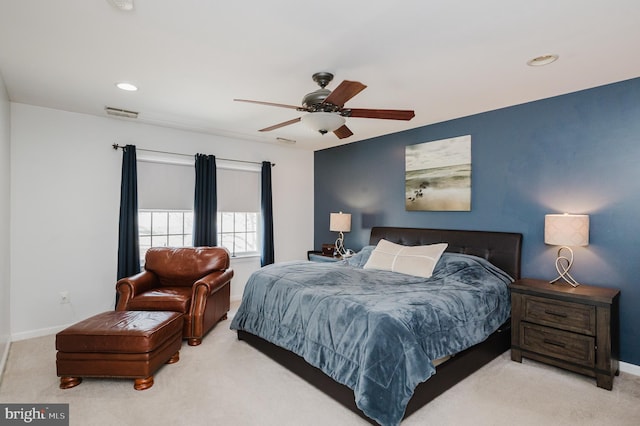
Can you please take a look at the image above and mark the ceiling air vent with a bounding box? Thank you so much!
[107,0,134,11]
[105,107,138,119]
[276,137,296,144]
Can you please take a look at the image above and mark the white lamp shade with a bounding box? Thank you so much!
[330,212,351,233]
[301,112,345,133]
[544,214,589,246]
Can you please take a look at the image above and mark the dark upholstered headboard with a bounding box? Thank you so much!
[369,227,522,280]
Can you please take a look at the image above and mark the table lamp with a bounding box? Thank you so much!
[330,212,351,257]
[544,213,589,287]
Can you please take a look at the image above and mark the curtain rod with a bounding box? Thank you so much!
[112,144,275,167]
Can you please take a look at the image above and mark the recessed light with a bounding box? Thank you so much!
[527,54,559,67]
[115,82,138,91]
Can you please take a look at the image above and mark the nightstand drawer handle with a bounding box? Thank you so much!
[544,309,567,318]
[543,338,566,348]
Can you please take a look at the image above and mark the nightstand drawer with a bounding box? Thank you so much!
[523,295,596,335]
[520,322,595,367]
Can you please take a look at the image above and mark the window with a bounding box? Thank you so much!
[218,211,260,257]
[138,210,194,262]
[136,157,261,260]
[216,167,261,257]
[138,209,259,261]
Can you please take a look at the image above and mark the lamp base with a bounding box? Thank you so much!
[550,246,581,287]
[334,232,351,258]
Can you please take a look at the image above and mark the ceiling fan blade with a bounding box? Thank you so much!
[259,117,301,132]
[323,80,367,107]
[347,108,415,120]
[333,125,353,139]
[234,99,301,110]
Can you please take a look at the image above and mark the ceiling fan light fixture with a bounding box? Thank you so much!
[301,112,345,135]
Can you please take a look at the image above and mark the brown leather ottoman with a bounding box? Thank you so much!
[56,310,183,390]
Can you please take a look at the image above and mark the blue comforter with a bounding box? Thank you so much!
[230,251,512,425]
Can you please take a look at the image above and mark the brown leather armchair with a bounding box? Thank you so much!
[116,247,233,346]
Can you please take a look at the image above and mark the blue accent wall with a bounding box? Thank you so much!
[314,77,640,365]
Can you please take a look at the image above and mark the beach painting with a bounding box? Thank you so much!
[405,135,471,211]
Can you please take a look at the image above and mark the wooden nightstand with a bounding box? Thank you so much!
[306,251,342,262]
[510,278,620,390]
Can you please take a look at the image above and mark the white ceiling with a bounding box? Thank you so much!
[1,1,639,151]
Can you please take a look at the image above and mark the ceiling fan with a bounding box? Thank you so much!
[234,72,415,139]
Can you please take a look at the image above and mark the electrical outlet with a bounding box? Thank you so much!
[59,291,70,304]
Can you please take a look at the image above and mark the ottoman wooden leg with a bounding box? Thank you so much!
[166,351,180,364]
[134,376,154,391]
[60,376,82,389]
[188,338,202,346]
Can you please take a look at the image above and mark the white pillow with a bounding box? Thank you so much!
[363,239,448,278]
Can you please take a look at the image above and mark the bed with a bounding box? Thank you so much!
[231,227,522,425]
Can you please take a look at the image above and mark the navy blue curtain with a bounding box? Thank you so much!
[193,154,217,247]
[116,145,141,304]
[261,161,274,266]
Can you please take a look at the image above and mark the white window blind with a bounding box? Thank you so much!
[216,167,260,213]
[136,155,260,213]
[137,161,195,210]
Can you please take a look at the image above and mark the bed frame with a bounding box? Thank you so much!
[237,227,522,423]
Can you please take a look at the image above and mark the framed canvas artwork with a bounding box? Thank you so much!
[405,135,471,211]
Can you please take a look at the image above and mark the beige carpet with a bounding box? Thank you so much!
[1,315,639,426]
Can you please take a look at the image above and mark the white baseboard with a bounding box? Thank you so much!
[11,323,72,342]
[0,338,10,384]
[620,361,640,377]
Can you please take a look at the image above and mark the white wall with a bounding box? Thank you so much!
[0,73,11,372]
[10,103,314,339]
